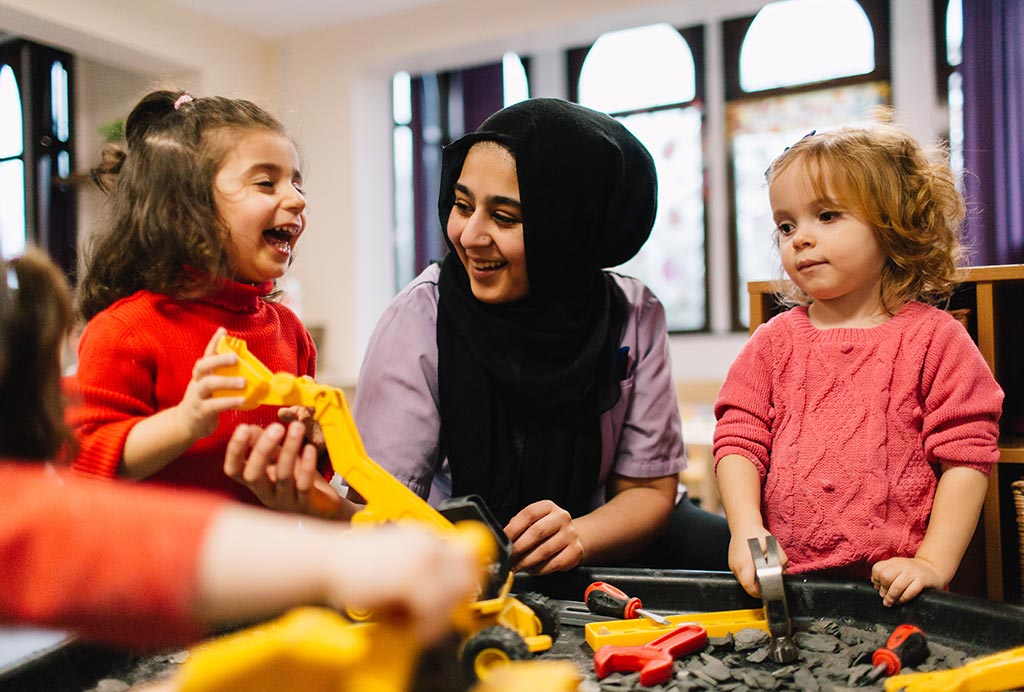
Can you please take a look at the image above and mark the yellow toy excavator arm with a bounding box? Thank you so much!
[212,334,556,678]
[214,334,452,533]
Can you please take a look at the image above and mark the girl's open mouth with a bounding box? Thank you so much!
[263,227,297,253]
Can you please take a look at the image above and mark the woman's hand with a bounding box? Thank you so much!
[224,421,355,520]
[871,557,944,607]
[503,500,584,575]
[729,529,787,599]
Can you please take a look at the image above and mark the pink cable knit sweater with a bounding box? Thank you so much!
[714,301,1003,574]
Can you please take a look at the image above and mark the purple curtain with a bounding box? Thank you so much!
[961,0,1024,266]
[461,63,504,134]
[410,64,504,273]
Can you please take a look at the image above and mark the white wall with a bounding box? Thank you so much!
[278,0,939,385]
[0,0,280,268]
[73,59,154,276]
[0,0,941,388]
[0,0,275,92]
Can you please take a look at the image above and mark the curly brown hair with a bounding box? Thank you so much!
[0,247,74,459]
[765,119,965,312]
[77,89,290,321]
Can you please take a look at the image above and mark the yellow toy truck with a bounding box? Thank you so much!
[214,335,560,682]
[174,607,579,692]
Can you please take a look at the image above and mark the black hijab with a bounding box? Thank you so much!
[436,98,657,524]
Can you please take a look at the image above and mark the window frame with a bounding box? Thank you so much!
[567,25,705,112]
[393,60,516,288]
[932,0,957,104]
[567,24,710,334]
[0,37,77,276]
[722,0,891,331]
[723,0,891,102]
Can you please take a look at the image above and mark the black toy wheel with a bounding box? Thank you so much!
[517,591,561,641]
[461,625,529,682]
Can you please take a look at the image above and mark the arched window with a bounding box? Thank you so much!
[578,24,695,111]
[740,0,874,91]
[724,0,890,328]
[935,0,964,177]
[572,23,707,332]
[0,38,77,274]
[0,63,26,257]
[502,52,529,107]
[392,71,416,288]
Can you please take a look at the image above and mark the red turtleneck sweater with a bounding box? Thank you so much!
[68,279,316,503]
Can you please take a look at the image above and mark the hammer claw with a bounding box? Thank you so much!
[748,535,799,664]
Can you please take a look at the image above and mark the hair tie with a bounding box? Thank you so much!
[174,93,194,110]
[765,129,818,177]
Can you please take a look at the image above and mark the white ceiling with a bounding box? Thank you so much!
[166,0,448,38]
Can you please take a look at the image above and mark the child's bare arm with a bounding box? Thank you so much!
[121,329,245,478]
[194,508,479,644]
[715,453,785,597]
[915,464,989,580]
[871,464,988,606]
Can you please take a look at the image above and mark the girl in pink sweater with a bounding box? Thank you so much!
[714,119,1003,606]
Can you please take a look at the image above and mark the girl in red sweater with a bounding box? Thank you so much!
[714,118,1003,606]
[69,90,345,518]
[1,249,477,651]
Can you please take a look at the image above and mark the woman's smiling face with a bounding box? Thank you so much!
[446,142,529,304]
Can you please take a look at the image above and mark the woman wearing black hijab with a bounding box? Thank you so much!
[356,98,729,573]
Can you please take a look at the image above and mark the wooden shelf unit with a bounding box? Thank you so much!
[747,264,1024,602]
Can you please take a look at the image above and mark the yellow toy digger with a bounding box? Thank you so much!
[211,334,560,682]
[173,606,579,692]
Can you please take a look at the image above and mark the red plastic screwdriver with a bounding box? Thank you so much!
[862,624,930,685]
[584,581,671,626]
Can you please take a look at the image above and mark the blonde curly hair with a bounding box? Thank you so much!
[765,118,965,312]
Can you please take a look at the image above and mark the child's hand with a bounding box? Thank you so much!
[224,421,356,520]
[870,557,944,606]
[328,523,480,644]
[729,529,787,598]
[278,405,326,456]
[175,328,246,442]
